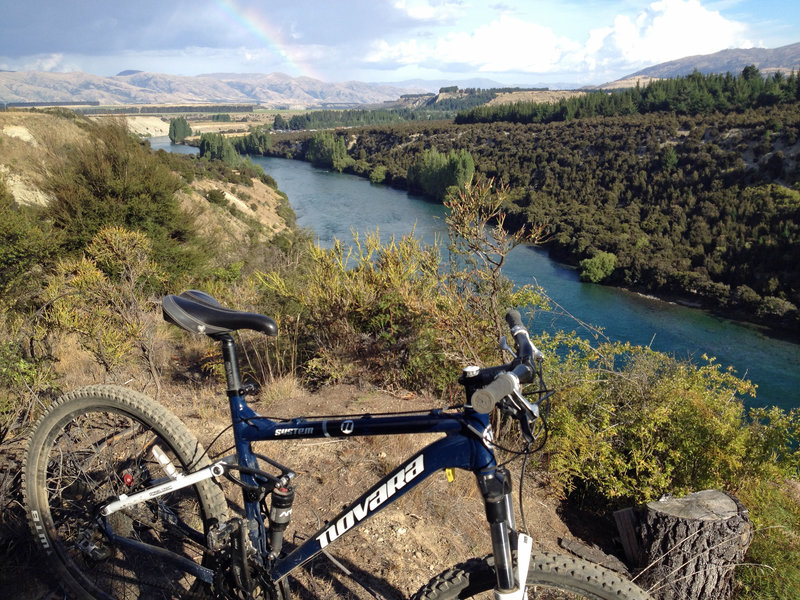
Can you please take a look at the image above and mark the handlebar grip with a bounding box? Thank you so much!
[471,372,518,414]
[505,308,544,363]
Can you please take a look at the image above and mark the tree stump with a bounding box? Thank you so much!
[633,489,753,600]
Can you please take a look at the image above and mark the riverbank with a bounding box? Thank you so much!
[265,149,800,342]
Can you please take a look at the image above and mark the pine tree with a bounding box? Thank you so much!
[168,117,192,143]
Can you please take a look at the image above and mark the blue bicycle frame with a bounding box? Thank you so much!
[215,335,516,590]
[102,333,517,596]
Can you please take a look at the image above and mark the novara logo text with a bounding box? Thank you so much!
[275,426,314,436]
[316,455,424,548]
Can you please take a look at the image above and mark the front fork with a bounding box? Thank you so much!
[478,468,533,600]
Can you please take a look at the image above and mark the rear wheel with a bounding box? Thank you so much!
[414,552,651,599]
[23,385,228,600]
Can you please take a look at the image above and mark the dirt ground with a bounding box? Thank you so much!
[0,378,625,599]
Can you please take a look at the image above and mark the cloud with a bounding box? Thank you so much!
[365,0,754,79]
[393,0,465,22]
[0,53,75,73]
[366,14,580,73]
[590,0,754,68]
[0,0,762,83]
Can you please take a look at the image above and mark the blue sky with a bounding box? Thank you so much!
[1,0,798,85]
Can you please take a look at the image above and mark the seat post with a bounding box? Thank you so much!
[216,333,243,394]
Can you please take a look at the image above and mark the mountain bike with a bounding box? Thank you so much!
[23,290,651,599]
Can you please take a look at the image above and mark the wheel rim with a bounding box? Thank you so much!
[38,407,211,599]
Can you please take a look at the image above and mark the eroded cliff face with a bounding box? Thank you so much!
[0,110,290,249]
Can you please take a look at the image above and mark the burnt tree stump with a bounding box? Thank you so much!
[632,489,753,600]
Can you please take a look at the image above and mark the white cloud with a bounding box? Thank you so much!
[0,53,82,73]
[367,14,581,73]
[439,16,581,72]
[590,0,754,68]
[393,0,464,22]
[367,0,754,79]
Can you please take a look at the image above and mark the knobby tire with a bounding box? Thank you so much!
[413,551,652,599]
[23,384,228,600]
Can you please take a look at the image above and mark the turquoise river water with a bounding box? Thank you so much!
[151,137,799,410]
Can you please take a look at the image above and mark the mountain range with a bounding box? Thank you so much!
[624,41,800,80]
[0,70,425,108]
[1,41,798,108]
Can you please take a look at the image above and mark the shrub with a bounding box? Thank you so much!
[579,251,616,283]
[41,227,166,386]
[256,178,546,393]
[543,338,800,510]
[0,184,60,303]
[0,340,55,443]
[736,478,800,599]
[370,165,387,184]
[407,148,475,201]
[206,188,228,206]
[46,121,207,280]
[305,131,353,172]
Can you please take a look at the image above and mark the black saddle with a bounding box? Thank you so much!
[162,290,277,337]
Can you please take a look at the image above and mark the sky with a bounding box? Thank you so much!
[1,0,798,86]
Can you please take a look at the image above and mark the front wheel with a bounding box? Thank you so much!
[413,552,651,599]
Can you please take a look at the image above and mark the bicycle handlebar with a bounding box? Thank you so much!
[470,310,544,414]
[471,372,520,413]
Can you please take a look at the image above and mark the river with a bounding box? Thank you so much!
[150,137,800,410]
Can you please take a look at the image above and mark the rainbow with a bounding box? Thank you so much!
[213,0,322,79]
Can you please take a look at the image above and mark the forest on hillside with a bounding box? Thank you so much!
[456,66,800,124]
[262,75,800,333]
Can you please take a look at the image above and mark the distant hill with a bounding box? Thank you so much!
[0,71,426,108]
[606,41,800,88]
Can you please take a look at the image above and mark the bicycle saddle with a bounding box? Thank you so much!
[162,290,278,337]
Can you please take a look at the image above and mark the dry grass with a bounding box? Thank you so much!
[260,374,304,407]
[487,89,586,107]
[0,111,91,208]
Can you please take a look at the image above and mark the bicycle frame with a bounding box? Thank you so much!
[101,334,520,595]
[215,336,511,587]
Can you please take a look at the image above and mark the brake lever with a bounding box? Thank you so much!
[499,335,517,359]
[510,391,539,444]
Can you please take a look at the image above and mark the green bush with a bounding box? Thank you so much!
[370,165,387,184]
[305,131,353,172]
[579,251,616,283]
[543,338,799,509]
[45,121,208,281]
[256,179,543,392]
[0,340,55,442]
[206,188,228,206]
[0,183,60,302]
[42,227,166,377]
[407,148,475,201]
[736,479,800,599]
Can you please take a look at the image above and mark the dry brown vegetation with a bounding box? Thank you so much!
[107,111,279,140]
[487,89,586,106]
[0,111,91,207]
